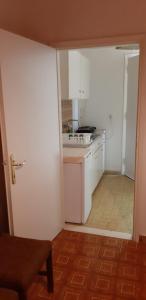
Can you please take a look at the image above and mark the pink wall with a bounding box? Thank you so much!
[0,0,146,45]
[135,40,146,238]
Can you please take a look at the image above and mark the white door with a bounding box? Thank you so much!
[125,55,139,180]
[0,30,62,240]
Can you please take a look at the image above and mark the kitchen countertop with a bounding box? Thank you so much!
[63,147,91,163]
[63,134,104,163]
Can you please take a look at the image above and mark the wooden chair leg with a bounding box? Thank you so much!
[18,290,27,300]
[46,251,54,293]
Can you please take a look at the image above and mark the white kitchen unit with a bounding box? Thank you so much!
[80,54,90,99]
[63,134,105,224]
[63,162,83,223]
[62,132,92,147]
[63,150,92,224]
[84,151,92,222]
[90,136,105,192]
[59,50,90,100]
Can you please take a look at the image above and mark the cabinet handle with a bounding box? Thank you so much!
[87,152,91,158]
[92,148,99,156]
[92,145,103,156]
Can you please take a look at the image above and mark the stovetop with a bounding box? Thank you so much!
[76,126,96,133]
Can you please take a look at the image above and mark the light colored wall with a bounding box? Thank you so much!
[79,47,125,172]
[0,29,63,240]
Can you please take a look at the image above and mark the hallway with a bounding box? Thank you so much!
[85,175,134,233]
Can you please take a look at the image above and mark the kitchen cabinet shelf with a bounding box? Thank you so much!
[59,50,90,100]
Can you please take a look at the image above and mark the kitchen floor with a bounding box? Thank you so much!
[85,175,134,234]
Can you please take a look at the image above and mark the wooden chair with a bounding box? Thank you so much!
[0,288,18,300]
[0,234,54,300]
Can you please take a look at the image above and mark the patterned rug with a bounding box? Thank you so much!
[28,230,146,300]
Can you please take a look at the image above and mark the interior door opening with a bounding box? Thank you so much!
[58,43,140,239]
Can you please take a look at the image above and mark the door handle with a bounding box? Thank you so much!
[10,154,26,184]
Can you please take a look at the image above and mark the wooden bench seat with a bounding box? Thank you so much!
[0,235,53,300]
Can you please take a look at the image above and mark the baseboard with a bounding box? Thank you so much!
[64,223,132,240]
[104,170,121,175]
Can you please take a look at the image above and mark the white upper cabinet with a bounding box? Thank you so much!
[59,50,90,100]
[80,54,90,99]
[68,50,81,99]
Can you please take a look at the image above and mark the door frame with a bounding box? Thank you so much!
[0,33,145,241]
[121,53,139,176]
[56,33,146,241]
[0,69,14,234]
[0,127,9,233]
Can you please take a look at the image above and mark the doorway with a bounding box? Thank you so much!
[0,71,9,233]
[0,127,9,233]
[58,43,140,239]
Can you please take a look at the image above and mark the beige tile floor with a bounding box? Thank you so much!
[85,175,134,234]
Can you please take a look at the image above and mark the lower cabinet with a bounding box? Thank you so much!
[90,139,105,193]
[63,163,83,223]
[63,137,105,224]
[83,152,92,223]
[63,159,92,224]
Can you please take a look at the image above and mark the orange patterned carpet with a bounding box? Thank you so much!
[28,230,146,300]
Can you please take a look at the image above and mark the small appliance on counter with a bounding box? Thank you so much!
[62,125,100,147]
[76,126,98,144]
[76,126,96,133]
[63,133,92,147]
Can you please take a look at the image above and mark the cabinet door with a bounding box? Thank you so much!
[63,163,82,223]
[92,144,104,191]
[83,152,92,223]
[59,50,90,100]
[80,54,90,99]
[98,145,103,180]
[69,50,81,99]
[92,147,99,191]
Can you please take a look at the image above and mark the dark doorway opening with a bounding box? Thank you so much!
[0,128,9,233]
